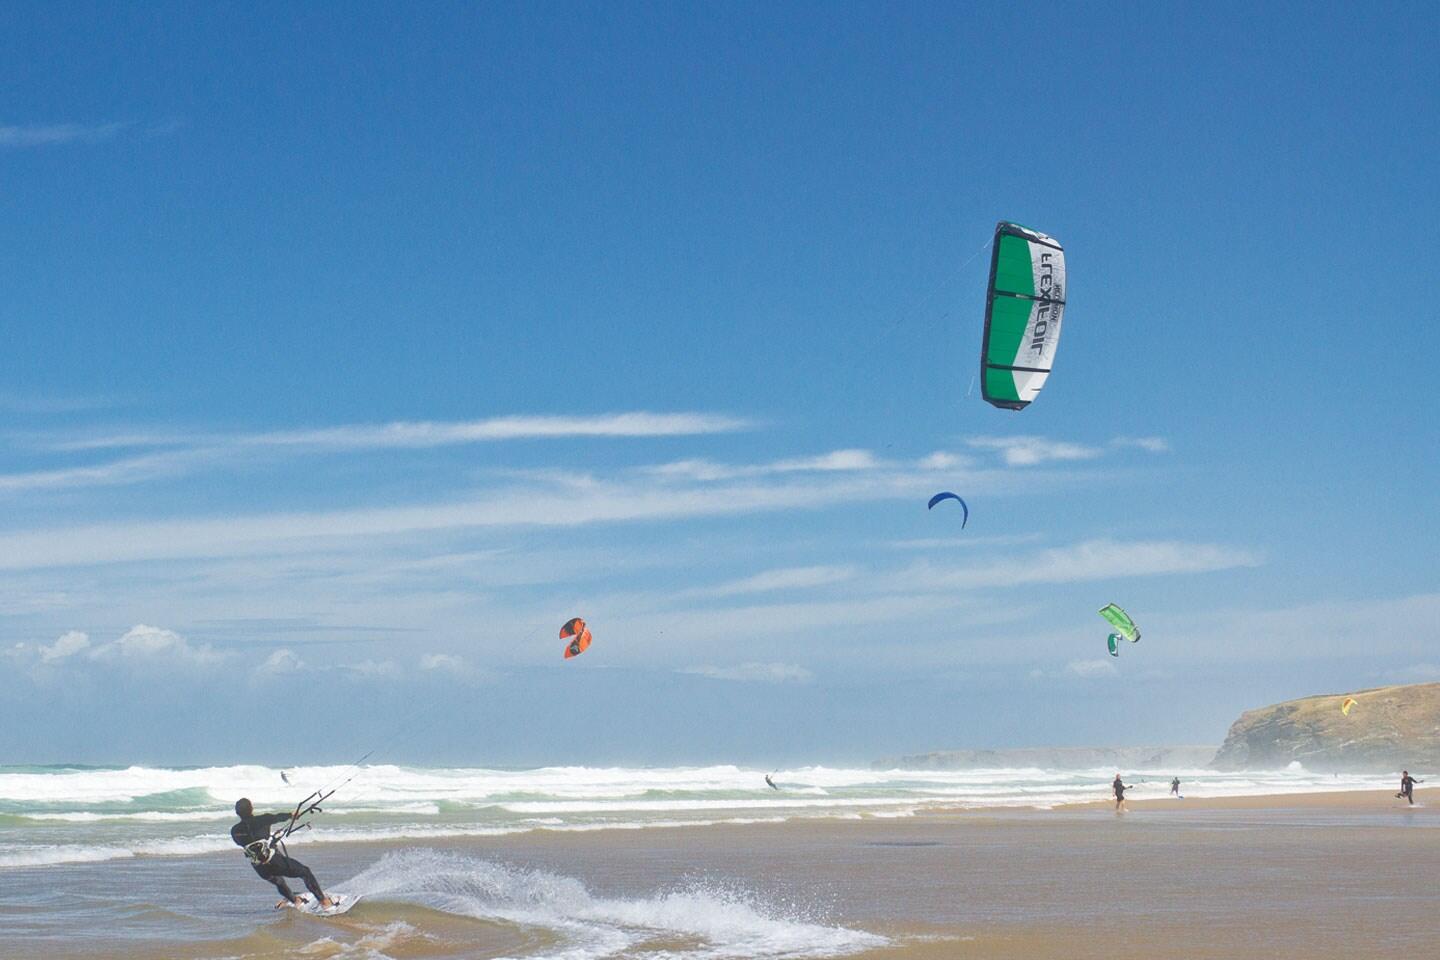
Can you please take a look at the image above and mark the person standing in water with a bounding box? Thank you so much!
[1170,776,1181,797]
[230,798,334,909]
[1112,774,1132,812]
[1398,771,1423,805]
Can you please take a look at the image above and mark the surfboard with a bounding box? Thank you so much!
[289,892,361,916]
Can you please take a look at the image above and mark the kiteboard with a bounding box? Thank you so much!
[289,893,361,916]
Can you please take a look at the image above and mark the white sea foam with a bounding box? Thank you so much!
[0,761,1401,869]
[298,921,425,959]
[342,849,887,960]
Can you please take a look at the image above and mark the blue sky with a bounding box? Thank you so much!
[2,2,1437,765]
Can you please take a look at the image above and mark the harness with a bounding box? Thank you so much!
[243,837,277,866]
[242,786,339,866]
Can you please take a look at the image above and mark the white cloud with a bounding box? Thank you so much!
[342,659,401,678]
[691,565,857,598]
[0,121,125,148]
[89,624,224,666]
[242,412,751,450]
[1111,436,1170,453]
[0,469,924,571]
[419,653,467,673]
[902,539,1261,591]
[885,533,1045,551]
[967,436,1104,467]
[647,448,878,482]
[1066,658,1119,678]
[917,451,968,470]
[257,648,306,674]
[679,662,814,684]
[39,631,90,663]
[4,412,753,495]
[45,412,750,454]
[0,451,194,494]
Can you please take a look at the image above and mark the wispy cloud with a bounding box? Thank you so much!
[967,436,1104,467]
[46,412,752,454]
[899,539,1261,591]
[0,439,1099,573]
[646,448,879,482]
[1065,658,1119,678]
[0,451,195,493]
[341,659,401,679]
[884,533,1045,551]
[679,662,814,684]
[689,565,857,598]
[1111,436,1170,453]
[0,469,927,571]
[4,412,755,495]
[0,121,126,148]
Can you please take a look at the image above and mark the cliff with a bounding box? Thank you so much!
[1211,682,1440,772]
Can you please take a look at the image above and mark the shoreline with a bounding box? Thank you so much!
[13,786,1440,960]
[1047,786,1434,813]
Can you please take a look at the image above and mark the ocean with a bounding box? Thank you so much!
[0,761,1394,870]
[1,762,1426,960]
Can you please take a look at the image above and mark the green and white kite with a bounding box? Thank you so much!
[1099,604,1140,649]
[980,222,1066,410]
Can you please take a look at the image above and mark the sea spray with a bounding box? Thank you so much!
[342,849,887,959]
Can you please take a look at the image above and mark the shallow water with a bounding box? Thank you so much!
[3,763,1435,959]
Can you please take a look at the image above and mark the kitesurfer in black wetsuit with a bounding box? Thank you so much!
[1112,774,1132,812]
[1170,777,1181,797]
[1398,771,1423,805]
[230,798,333,909]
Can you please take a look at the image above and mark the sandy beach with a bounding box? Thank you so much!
[15,789,1437,960]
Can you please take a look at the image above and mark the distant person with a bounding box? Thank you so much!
[1170,777,1181,797]
[764,773,779,791]
[230,798,334,910]
[1112,774,1132,812]
[1397,771,1423,805]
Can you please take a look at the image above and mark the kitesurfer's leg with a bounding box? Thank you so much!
[270,855,331,906]
[294,860,329,903]
[254,863,299,904]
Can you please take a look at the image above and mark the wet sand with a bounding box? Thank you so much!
[26,792,1440,960]
[1055,786,1435,812]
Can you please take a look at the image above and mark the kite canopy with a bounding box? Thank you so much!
[1341,696,1358,716]
[980,222,1066,410]
[1098,604,1140,643]
[560,617,593,660]
[926,492,969,527]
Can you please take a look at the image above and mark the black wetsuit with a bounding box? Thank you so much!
[1170,778,1181,796]
[1400,775,1421,804]
[1113,778,1128,803]
[230,813,327,903]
